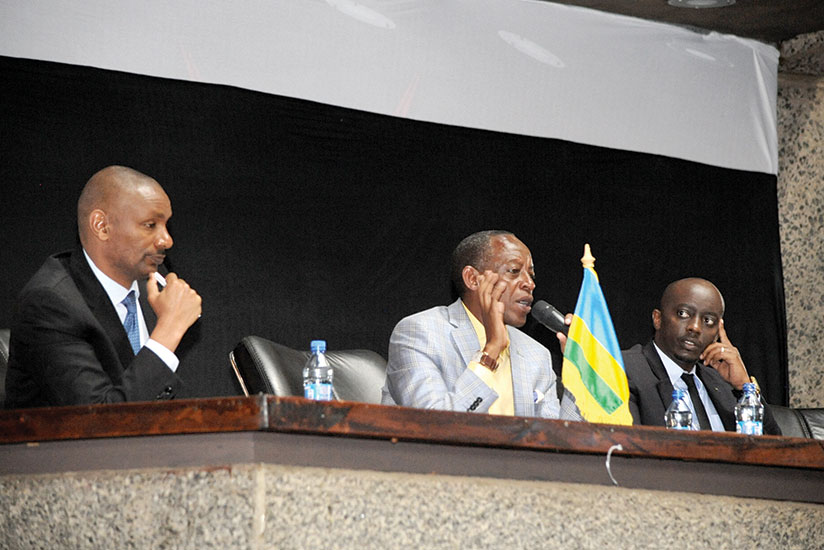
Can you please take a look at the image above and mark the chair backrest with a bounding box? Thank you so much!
[229,335,387,404]
[770,405,811,438]
[798,408,824,440]
[0,329,9,407]
[770,405,824,440]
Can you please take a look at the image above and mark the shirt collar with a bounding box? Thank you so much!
[83,249,139,305]
[653,340,696,386]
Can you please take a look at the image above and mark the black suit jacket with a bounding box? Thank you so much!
[5,247,183,408]
[623,340,781,435]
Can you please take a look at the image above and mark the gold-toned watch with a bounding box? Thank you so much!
[472,351,499,372]
[749,376,761,396]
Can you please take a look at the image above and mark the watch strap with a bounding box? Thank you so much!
[471,351,499,372]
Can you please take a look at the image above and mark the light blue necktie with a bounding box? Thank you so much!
[122,290,141,355]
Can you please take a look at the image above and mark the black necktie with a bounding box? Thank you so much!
[681,372,711,430]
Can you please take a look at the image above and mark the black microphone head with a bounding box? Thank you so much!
[161,254,174,275]
[532,300,569,335]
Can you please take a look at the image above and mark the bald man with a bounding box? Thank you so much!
[5,166,202,408]
[623,278,781,434]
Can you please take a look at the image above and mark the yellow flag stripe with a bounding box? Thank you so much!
[563,338,622,413]
[568,317,629,400]
[563,359,632,423]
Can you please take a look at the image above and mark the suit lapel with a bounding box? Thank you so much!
[67,247,136,368]
[447,299,479,367]
[447,299,532,415]
[643,341,675,411]
[507,328,533,417]
[138,278,157,332]
[696,364,736,431]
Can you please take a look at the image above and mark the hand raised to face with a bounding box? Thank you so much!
[700,319,750,390]
[556,312,573,353]
[476,270,508,359]
[146,272,202,352]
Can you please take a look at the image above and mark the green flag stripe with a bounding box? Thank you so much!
[564,338,622,413]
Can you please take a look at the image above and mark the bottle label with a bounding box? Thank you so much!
[304,382,333,401]
[736,420,763,435]
[668,425,692,430]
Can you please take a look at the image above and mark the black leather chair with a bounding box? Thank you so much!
[771,405,824,440]
[799,409,824,440]
[0,329,9,407]
[229,336,387,404]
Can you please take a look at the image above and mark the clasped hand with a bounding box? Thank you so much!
[146,272,202,352]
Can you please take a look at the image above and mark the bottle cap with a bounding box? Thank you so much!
[742,382,756,394]
[671,388,685,400]
[310,340,327,353]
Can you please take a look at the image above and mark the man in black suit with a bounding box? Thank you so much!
[624,277,781,434]
[5,166,202,408]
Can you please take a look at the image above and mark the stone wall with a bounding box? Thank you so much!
[2,464,822,550]
[778,30,824,407]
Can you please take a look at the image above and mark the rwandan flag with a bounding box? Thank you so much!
[562,245,632,425]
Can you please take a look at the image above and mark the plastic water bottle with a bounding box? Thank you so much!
[735,382,763,435]
[303,340,333,401]
[665,389,693,430]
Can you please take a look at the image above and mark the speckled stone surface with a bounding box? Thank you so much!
[3,464,823,549]
[260,465,824,550]
[0,467,256,550]
[780,31,824,77]
[777,47,824,407]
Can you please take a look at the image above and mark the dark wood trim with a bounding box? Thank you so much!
[0,395,268,442]
[1,396,822,471]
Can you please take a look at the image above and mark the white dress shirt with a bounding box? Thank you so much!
[653,341,724,431]
[83,250,179,372]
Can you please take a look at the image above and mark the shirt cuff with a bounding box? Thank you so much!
[144,338,180,372]
[468,361,496,388]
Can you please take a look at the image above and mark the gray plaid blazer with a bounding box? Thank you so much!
[381,298,560,418]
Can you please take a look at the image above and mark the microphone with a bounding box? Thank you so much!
[531,300,569,336]
[161,254,174,275]
[153,254,173,291]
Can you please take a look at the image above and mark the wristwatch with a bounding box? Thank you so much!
[750,376,761,395]
[472,351,499,372]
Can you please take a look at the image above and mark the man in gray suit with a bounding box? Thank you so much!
[382,230,563,418]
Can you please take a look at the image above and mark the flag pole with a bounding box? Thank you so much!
[581,243,595,268]
[563,242,632,425]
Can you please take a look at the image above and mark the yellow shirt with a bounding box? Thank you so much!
[462,302,515,416]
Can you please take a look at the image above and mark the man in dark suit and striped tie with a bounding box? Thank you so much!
[5,166,202,408]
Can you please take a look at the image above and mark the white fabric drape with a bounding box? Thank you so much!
[0,0,779,174]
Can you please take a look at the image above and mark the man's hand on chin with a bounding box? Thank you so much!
[147,272,202,352]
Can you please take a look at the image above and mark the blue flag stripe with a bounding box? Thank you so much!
[573,268,624,365]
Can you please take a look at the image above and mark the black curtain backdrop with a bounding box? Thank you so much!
[0,56,789,405]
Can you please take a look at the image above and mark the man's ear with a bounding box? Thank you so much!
[652,309,662,331]
[461,265,478,293]
[89,209,110,241]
